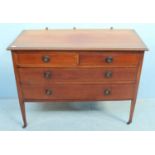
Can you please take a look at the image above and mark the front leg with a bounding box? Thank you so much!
[19,100,27,128]
[127,98,136,125]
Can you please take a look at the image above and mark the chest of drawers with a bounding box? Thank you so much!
[8,29,148,128]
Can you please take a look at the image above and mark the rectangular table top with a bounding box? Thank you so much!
[8,29,148,51]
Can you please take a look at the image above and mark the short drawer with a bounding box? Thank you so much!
[15,52,78,67]
[19,67,137,84]
[80,52,141,67]
[22,84,134,100]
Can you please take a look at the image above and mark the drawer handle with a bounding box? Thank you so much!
[44,71,52,79]
[104,89,111,96]
[45,89,52,96]
[42,55,50,63]
[104,71,112,78]
[105,57,113,63]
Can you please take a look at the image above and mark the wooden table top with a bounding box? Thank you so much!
[8,29,148,51]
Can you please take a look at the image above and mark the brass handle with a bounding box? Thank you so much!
[44,71,52,79]
[104,89,111,96]
[104,71,112,78]
[105,57,113,63]
[42,55,50,63]
[45,89,52,96]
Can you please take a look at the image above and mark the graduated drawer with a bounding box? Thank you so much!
[15,52,78,67]
[19,67,137,84]
[22,84,134,100]
[79,52,141,67]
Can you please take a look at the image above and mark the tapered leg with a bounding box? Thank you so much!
[127,99,136,125]
[19,101,27,128]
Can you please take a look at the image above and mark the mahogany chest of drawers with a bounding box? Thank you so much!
[8,29,148,128]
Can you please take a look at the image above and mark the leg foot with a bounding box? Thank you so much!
[127,121,132,125]
[19,101,27,128]
[22,123,27,128]
[127,99,136,125]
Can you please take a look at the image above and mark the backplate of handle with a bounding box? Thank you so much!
[105,56,113,63]
[42,55,50,63]
[104,71,112,78]
[104,89,111,96]
[45,89,52,96]
[44,71,52,79]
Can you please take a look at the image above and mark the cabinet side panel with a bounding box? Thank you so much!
[133,52,144,99]
[11,51,24,102]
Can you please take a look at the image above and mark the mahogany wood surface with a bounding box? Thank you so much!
[8,29,148,51]
[18,67,137,84]
[127,53,144,124]
[21,84,134,100]
[16,52,78,67]
[8,29,148,128]
[79,52,141,67]
[14,51,141,67]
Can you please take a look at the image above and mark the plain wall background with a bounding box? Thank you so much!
[0,23,154,99]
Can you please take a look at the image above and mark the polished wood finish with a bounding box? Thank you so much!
[8,29,148,51]
[79,52,141,67]
[19,67,137,84]
[16,52,78,67]
[12,53,27,128]
[8,29,148,128]
[127,54,144,124]
[22,84,134,100]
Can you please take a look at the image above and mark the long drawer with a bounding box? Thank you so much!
[22,84,134,100]
[19,67,137,84]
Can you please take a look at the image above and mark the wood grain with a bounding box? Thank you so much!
[18,67,137,84]
[22,84,134,100]
[16,52,78,67]
[80,52,141,67]
[14,51,141,67]
[8,29,148,127]
[8,29,148,51]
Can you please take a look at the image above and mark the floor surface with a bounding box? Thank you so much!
[0,99,154,131]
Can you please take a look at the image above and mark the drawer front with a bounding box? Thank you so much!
[15,52,78,67]
[19,67,137,84]
[80,52,140,67]
[22,84,134,100]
